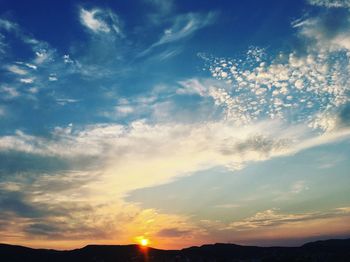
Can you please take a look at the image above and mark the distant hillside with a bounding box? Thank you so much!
[1,238,349,261]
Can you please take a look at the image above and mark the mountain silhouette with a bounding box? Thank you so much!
[1,238,349,261]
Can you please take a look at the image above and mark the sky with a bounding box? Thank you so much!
[0,0,350,250]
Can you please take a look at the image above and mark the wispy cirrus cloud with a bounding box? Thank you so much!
[139,12,216,56]
[154,12,216,46]
[0,18,19,32]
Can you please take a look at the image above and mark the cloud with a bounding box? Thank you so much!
[148,47,182,61]
[308,0,350,8]
[115,105,134,116]
[193,7,350,133]
[140,12,216,56]
[55,98,79,106]
[80,7,123,37]
[0,86,20,99]
[157,227,191,238]
[0,33,6,54]
[80,8,110,33]
[0,18,51,60]
[0,189,43,218]
[20,78,35,84]
[1,2,349,249]
[1,8,350,244]
[48,74,58,81]
[23,222,108,240]
[145,0,174,15]
[34,48,55,64]
[157,13,215,46]
[0,118,349,197]
[228,207,350,230]
[290,180,309,194]
[197,33,350,131]
[7,65,28,75]
[0,18,19,32]
[0,106,5,117]
[213,203,240,209]
[293,10,350,52]
[16,62,37,70]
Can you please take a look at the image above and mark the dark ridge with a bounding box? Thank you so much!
[1,238,349,261]
[301,238,350,248]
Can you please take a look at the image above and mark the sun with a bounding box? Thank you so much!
[140,238,149,247]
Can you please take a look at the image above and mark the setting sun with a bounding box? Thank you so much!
[134,236,151,247]
[140,238,149,247]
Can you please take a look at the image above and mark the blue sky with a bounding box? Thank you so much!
[0,0,350,249]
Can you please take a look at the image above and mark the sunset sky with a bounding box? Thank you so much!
[0,0,350,250]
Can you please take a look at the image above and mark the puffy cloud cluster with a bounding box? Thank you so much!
[196,17,350,131]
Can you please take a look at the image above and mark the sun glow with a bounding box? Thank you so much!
[135,236,150,247]
[140,238,149,247]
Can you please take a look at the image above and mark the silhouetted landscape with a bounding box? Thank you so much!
[1,238,350,261]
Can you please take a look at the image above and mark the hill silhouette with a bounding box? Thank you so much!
[1,238,350,261]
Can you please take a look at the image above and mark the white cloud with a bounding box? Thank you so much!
[80,8,110,33]
[150,48,182,61]
[0,86,20,98]
[56,98,79,106]
[15,61,38,70]
[35,49,54,64]
[139,12,215,56]
[0,118,349,197]
[20,78,35,84]
[115,105,134,116]
[0,106,6,117]
[28,87,39,94]
[63,54,74,64]
[308,0,350,8]
[80,7,123,37]
[7,65,28,75]
[48,74,58,81]
[198,42,350,130]
[0,18,18,32]
[194,8,350,134]
[156,13,215,46]
[293,16,350,52]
